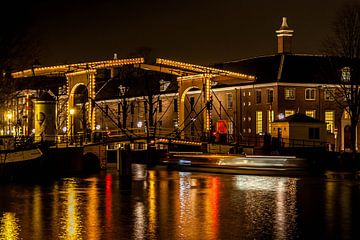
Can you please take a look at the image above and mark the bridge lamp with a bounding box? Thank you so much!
[137,121,143,128]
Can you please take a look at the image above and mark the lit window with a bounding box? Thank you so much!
[256,90,261,104]
[256,111,263,134]
[248,117,251,121]
[305,88,316,100]
[305,110,316,118]
[160,79,170,91]
[267,110,274,133]
[228,120,234,135]
[344,111,350,120]
[248,128,252,133]
[227,93,233,109]
[284,88,295,100]
[243,102,245,106]
[341,67,351,82]
[285,110,295,117]
[242,92,246,97]
[243,117,246,121]
[248,91,251,96]
[325,111,335,133]
[248,102,251,106]
[325,89,335,101]
[267,89,274,103]
[243,129,246,133]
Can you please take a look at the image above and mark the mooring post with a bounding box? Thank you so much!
[117,143,132,176]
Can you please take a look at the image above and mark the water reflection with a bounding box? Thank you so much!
[1,167,360,239]
[86,178,99,240]
[0,212,20,240]
[59,179,83,240]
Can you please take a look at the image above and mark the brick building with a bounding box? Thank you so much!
[94,18,353,151]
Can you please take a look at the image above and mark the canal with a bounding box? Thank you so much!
[1,165,360,239]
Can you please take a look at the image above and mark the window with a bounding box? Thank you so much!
[160,79,170,91]
[305,88,316,100]
[174,98,178,112]
[284,88,295,100]
[158,99,162,112]
[285,110,295,117]
[228,119,234,135]
[256,111,263,134]
[267,89,274,103]
[227,93,233,109]
[325,89,335,101]
[325,111,335,133]
[248,91,251,96]
[341,67,351,82]
[256,90,262,104]
[305,110,316,118]
[190,97,195,111]
[267,110,274,133]
[309,128,320,139]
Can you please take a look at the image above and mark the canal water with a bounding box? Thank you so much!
[1,165,360,240]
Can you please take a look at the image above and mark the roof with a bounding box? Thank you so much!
[274,113,324,123]
[214,54,348,84]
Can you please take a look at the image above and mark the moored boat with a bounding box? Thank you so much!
[160,152,309,176]
[0,136,43,179]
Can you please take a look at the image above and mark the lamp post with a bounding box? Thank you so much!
[7,112,12,135]
[70,108,75,145]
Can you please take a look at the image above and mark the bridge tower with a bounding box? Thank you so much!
[177,74,212,137]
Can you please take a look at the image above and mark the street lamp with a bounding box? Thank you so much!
[70,108,75,144]
[7,112,12,135]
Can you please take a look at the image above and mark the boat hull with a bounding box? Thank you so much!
[0,148,43,179]
[160,153,310,176]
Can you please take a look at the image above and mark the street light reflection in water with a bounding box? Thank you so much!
[0,212,20,240]
[0,166,359,239]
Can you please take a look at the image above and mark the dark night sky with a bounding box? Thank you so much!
[18,0,356,66]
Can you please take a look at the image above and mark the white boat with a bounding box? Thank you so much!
[160,152,309,176]
[0,136,43,179]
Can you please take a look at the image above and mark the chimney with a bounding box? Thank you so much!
[276,17,294,54]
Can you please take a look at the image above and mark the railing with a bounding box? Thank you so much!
[238,135,327,148]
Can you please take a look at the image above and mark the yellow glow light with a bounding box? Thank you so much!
[12,58,145,78]
[156,58,255,81]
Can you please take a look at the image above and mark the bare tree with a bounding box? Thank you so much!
[323,2,360,154]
